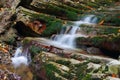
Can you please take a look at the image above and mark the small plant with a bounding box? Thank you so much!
[75,62,92,80]
[29,45,42,58]
[55,60,71,66]
[45,63,62,80]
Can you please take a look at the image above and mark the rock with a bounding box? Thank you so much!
[0,49,12,65]
[76,35,120,58]
[91,73,106,79]
[87,47,102,55]
[0,28,17,44]
[107,60,120,75]
[31,52,48,80]
[0,0,20,34]
[14,20,46,37]
[31,0,79,20]
[15,6,63,37]
[0,9,14,34]
[87,62,101,70]
[0,69,21,80]
[15,64,33,80]
[0,0,20,9]
[106,76,120,80]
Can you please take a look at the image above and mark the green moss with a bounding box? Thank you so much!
[31,3,79,20]
[71,54,78,59]
[45,63,61,73]
[88,59,101,64]
[80,23,120,35]
[104,14,120,26]
[55,60,71,66]
[66,11,78,20]
[41,20,63,37]
[75,62,92,80]
[55,4,83,14]
[22,10,63,37]
[29,46,42,58]
[22,38,31,45]
[82,74,92,80]
[82,2,99,8]
[103,27,119,35]
[91,37,106,46]
[45,63,62,80]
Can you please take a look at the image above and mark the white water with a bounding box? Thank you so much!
[52,15,98,49]
[81,15,98,23]
[11,47,29,68]
[11,15,98,67]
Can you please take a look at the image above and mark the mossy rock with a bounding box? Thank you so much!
[80,24,120,35]
[30,3,79,20]
[16,7,64,37]
[76,35,120,58]
[104,13,120,26]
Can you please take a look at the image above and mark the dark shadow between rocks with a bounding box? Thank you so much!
[100,48,120,59]
[13,21,40,37]
[17,0,33,7]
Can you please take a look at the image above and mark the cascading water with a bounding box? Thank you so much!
[11,47,31,68]
[11,15,98,67]
[81,15,98,23]
[52,15,98,48]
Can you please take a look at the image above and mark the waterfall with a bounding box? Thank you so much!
[81,15,98,23]
[11,47,31,68]
[51,15,98,49]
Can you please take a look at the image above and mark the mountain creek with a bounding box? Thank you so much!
[0,0,120,80]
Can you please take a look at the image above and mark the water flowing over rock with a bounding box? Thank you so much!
[11,47,31,68]
[52,15,97,48]
[81,15,98,23]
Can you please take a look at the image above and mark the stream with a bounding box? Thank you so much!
[11,15,98,67]
[11,15,120,69]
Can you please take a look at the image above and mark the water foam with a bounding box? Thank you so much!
[11,47,28,68]
[52,15,98,48]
